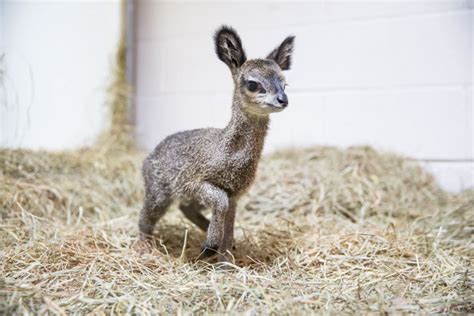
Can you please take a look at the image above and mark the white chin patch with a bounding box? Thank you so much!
[256,94,277,106]
[266,104,284,112]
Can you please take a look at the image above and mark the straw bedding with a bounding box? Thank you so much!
[1,142,473,314]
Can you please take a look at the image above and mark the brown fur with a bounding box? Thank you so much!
[139,26,295,263]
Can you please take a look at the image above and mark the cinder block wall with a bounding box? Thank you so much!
[134,1,473,191]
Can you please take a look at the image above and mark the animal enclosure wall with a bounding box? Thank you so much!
[133,1,473,192]
[0,1,121,150]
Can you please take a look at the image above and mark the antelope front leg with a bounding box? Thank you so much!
[194,182,229,258]
[219,198,236,262]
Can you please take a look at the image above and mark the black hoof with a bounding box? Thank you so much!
[198,243,218,259]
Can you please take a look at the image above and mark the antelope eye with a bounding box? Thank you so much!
[246,80,259,92]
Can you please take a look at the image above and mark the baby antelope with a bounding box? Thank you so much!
[139,25,295,262]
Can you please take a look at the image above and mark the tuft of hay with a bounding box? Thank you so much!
[1,144,473,314]
[96,13,134,153]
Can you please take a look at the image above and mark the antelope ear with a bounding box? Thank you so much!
[267,36,295,71]
[214,25,247,70]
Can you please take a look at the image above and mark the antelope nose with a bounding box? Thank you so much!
[277,94,288,107]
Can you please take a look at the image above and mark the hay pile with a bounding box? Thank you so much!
[1,143,473,313]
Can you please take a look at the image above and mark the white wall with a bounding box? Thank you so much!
[0,1,121,150]
[134,1,473,192]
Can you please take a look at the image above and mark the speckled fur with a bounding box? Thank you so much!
[139,26,295,262]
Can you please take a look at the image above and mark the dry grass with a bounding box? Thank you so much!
[1,143,473,314]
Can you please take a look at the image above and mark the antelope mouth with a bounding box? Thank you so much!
[264,103,286,111]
